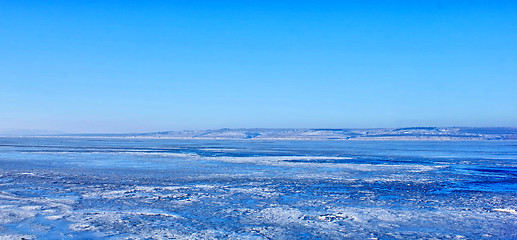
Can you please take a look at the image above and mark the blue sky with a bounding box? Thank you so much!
[1,1,516,133]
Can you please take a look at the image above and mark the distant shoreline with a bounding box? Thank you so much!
[3,136,513,141]
[2,127,516,141]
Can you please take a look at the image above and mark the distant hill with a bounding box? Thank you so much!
[49,127,517,140]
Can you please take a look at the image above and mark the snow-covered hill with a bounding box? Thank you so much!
[73,127,517,140]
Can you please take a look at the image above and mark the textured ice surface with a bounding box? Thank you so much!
[0,138,516,239]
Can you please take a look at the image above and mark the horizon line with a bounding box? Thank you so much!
[1,126,517,136]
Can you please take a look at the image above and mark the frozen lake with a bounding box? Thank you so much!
[0,137,516,239]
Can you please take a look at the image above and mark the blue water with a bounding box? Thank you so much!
[0,137,516,239]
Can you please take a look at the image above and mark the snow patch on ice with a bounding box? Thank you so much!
[493,208,517,215]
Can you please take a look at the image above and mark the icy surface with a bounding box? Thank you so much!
[0,138,516,239]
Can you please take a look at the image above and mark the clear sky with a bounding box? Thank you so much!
[1,1,516,133]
